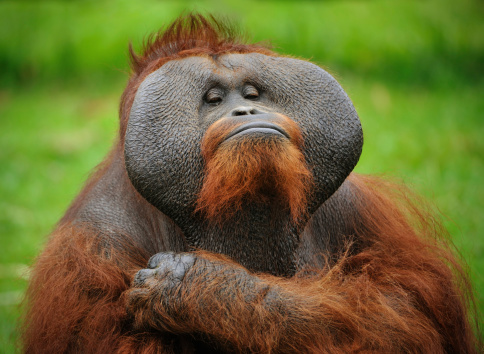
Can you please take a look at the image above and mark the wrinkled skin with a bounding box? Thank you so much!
[125,53,362,276]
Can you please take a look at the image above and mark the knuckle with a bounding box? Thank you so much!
[133,268,155,286]
[147,251,176,269]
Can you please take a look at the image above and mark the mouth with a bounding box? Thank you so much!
[224,121,290,142]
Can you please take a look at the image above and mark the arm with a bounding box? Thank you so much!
[22,175,478,353]
[127,250,446,353]
[127,174,478,353]
[21,224,183,353]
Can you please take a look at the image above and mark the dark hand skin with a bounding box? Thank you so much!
[129,251,268,325]
[132,253,198,301]
[127,251,313,352]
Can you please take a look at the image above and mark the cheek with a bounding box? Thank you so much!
[124,113,206,217]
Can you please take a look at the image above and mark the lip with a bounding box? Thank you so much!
[224,121,290,141]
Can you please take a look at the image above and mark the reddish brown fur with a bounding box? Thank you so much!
[130,174,479,353]
[22,224,148,352]
[196,115,312,223]
[21,175,480,352]
[21,14,480,354]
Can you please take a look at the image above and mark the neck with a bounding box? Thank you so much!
[183,203,301,277]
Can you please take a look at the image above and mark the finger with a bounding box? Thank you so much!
[133,268,155,286]
[147,252,176,269]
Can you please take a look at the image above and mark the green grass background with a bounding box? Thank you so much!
[1,0,483,351]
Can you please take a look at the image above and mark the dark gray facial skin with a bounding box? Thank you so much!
[125,53,363,276]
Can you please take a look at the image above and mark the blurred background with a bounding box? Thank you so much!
[0,0,482,350]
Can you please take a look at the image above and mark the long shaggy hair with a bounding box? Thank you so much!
[196,115,313,224]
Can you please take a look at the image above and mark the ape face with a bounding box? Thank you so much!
[125,52,363,238]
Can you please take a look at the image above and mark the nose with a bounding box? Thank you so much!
[230,106,262,116]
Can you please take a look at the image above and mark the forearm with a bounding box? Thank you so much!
[127,250,453,353]
[127,252,342,352]
[22,225,162,353]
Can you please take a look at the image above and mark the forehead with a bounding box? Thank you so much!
[217,52,269,71]
[154,52,319,86]
[167,52,269,72]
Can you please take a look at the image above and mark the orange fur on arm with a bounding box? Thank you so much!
[129,174,479,353]
[20,224,175,353]
[21,174,478,353]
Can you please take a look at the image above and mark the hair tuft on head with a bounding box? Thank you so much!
[129,13,273,76]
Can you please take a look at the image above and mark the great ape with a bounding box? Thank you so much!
[22,14,478,353]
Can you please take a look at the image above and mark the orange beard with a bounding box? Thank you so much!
[195,115,313,225]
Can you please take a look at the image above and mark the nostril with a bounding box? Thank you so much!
[233,110,248,116]
[231,106,258,117]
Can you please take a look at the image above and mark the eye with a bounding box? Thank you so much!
[204,88,224,105]
[243,85,259,100]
